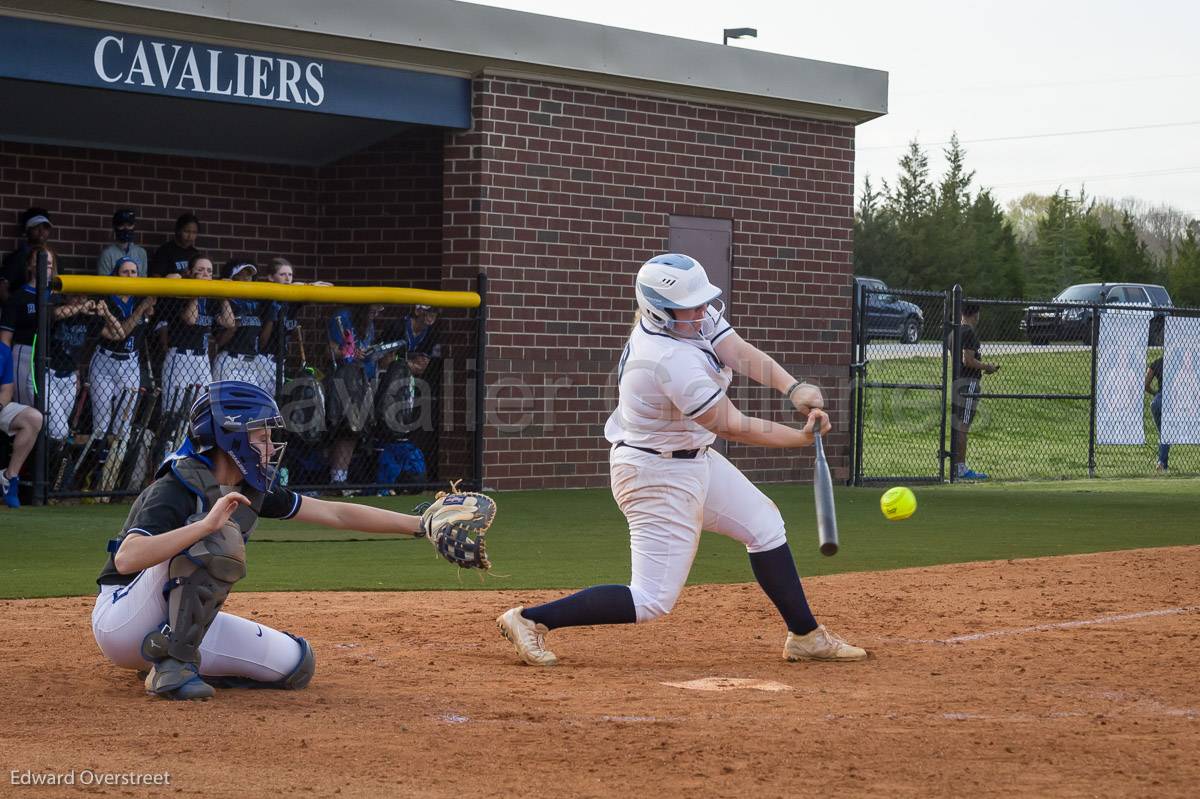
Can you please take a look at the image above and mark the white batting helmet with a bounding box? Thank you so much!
[634,253,724,337]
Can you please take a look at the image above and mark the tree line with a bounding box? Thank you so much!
[854,136,1200,306]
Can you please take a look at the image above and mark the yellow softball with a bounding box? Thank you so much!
[880,486,916,521]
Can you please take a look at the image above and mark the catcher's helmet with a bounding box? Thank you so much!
[634,253,724,338]
[188,381,286,492]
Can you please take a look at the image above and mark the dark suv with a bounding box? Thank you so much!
[854,277,925,344]
[1020,282,1172,345]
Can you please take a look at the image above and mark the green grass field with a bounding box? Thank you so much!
[860,347,1194,480]
[2,478,1196,599]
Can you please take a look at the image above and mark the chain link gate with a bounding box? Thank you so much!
[850,283,950,486]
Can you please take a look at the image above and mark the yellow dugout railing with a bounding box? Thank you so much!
[55,275,481,308]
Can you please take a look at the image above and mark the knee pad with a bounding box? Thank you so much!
[144,524,247,667]
[280,634,316,690]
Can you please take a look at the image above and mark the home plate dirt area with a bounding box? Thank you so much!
[2,546,1197,798]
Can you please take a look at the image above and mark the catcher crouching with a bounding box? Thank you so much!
[91,380,495,701]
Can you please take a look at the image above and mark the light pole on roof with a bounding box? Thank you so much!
[723,27,757,46]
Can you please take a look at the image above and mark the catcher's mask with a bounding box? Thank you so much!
[188,381,287,491]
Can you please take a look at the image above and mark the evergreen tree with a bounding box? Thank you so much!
[966,191,1024,297]
[1167,226,1200,306]
[937,134,974,216]
[1109,211,1157,284]
[853,175,901,284]
[886,140,936,288]
[1025,190,1094,298]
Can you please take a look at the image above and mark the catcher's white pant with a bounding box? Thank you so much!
[162,349,213,412]
[89,348,140,438]
[611,446,787,623]
[92,558,302,682]
[45,371,78,440]
[214,351,273,392]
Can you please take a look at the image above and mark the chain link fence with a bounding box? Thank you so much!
[2,263,484,504]
[852,283,1200,484]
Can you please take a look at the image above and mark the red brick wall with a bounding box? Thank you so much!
[0,140,322,276]
[0,135,446,286]
[316,130,445,288]
[443,76,855,490]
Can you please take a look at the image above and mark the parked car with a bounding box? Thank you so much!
[854,277,925,344]
[1019,282,1172,345]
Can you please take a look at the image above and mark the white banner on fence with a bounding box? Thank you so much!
[1161,316,1200,445]
[1095,312,1150,445]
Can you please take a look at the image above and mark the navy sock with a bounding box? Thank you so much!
[748,543,818,635]
[522,585,636,630]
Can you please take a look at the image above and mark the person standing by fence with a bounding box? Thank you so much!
[1145,355,1170,472]
[952,303,999,481]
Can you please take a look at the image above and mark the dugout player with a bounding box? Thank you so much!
[1,207,52,302]
[148,213,200,279]
[161,254,231,413]
[951,303,998,481]
[91,380,429,700]
[259,257,333,394]
[0,245,58,405]
[45,294,101,441]
[213,259,272,392]
[97,208,148,278]
[498,253,867,666]
[90,258,155,439]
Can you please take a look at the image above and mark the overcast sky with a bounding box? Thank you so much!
[470,0,1199,219]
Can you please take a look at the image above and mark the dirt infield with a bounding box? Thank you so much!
[3,546,1198,798]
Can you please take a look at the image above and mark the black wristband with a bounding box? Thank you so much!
[786,380,806,398]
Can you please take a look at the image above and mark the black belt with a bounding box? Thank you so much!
[50,368,76,378]
[173,348,206,357]
[616,441,705,459]
[97,349,134,360]
[225,353,258,361]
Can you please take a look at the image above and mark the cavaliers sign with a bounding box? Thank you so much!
[93,35,329,107]
[0,15,470,127]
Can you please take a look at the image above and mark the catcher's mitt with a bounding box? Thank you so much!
[416,481,495,570]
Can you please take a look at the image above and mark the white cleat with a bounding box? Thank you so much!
[497,606,558,666]
[784,625,868,662]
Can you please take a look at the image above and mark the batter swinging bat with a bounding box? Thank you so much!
[812,427,839,557]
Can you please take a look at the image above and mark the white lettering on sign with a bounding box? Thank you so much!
[92,35,326,107]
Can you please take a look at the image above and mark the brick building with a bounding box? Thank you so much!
[0,0,886,490]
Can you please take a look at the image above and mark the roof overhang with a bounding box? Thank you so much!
[7,0,887,125]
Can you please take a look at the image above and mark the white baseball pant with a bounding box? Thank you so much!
[162,349,213,412]
[45,370,78,440]
[92,558,302,681]
[610,446,788,623]
[213,352,263,386]
[88,348,140,437]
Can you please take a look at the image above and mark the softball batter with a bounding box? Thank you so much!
[499,253,866,666]
[92,380,429,700]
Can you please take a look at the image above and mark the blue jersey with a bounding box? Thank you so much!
[0,340,13,388]
[222,298,264,355]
